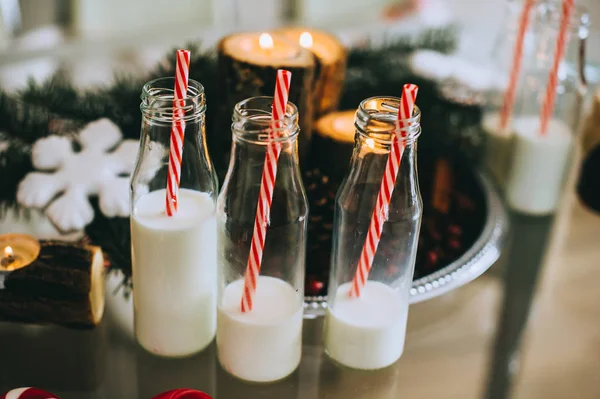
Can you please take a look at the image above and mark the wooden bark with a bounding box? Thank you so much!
[275,28,347,118]
[0,241,105,329]
[217,33,316,164]
[309,110,356,183]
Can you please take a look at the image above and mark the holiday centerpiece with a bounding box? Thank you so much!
[0,26,507,330]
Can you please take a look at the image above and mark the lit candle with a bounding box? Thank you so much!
[275,28,347,117]
[311,110,357,183]
[0,234,40,272]
[217,31,316,160]
[227,32,302,65]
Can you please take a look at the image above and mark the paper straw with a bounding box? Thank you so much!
[241,69,292,312]
[539,0,575,135]
[165,49,191,216]
[350,84,419,298]
[499,0,535,130]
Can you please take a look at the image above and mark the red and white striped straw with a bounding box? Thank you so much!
[539,0,574,135]
[350,84,419,298]
[499,0,535,130]
[165,49,191,216]
[241,69,292,312]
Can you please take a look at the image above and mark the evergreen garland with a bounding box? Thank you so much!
[0,26,485,280]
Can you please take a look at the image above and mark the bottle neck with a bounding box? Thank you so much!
[231,96,300,155]
[134,78,216,197]
[140,77,206,128]
[532,2,589,68]
[354,96,422,150]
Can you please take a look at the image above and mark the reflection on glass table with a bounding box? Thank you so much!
[0,275,501,399]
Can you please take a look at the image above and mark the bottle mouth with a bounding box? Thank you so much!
[232,96,300,144]
[537,1,590,33]
[140,77,206,123]
[355,96,422,144]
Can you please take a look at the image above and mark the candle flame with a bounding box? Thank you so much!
[4,246,13,258]
[259,33,274,50]
[299,31,313,49]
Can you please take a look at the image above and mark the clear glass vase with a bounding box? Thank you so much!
[216,96,308,383]
[324,96,423,370]
[130,77,218,357]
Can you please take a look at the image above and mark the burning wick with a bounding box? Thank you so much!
[259,33,274,50]
[1,246,18,271]
[299,32,313,49]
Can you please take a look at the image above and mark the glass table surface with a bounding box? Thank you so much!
[0,276,500,399]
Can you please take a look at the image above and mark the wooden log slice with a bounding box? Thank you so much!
[217,33,316,163]
[304,110,356,295]
[309,110,356,183]
[275,28,347,118]
[0,241,105,328]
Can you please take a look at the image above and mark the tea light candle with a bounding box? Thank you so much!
[276,28,347,117]
[0,234,40,272]
[217,32,316,160]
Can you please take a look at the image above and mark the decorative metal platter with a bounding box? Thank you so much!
[303,171,509,318]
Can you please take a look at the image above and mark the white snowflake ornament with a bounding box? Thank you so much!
[17,118,140,232]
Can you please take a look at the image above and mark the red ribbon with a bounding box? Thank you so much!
[2,388,212,399]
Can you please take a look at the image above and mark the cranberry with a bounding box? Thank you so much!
[447,224,462,236]
[454,193,476,211]
[306,276,325,295]
[384,265,400,277]
[424,250,439,269]
[447,238,462,252]
[429,228,442,243]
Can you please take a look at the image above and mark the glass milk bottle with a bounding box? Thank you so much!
[324,97,423,370]
[482,0,545,187]
[130,78,218,357]
[216,97,308,383]
[504,2,588,215]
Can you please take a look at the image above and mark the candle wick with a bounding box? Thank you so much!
[1,253,18,269]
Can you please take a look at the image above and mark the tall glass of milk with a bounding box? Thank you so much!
[216,97,308,383]
[324,97,423,370]
[130,78,218,357]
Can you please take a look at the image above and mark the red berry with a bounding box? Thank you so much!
[430,229,442,242]
[306,276,325,295]
[448,224,462,236]
[424,250,439,269]
[447,238,462,252]
[384,265,400,277]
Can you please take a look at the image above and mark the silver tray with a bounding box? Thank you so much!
[303,171,509,318]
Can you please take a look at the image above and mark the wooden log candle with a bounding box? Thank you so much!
[0,239,105,329]
[304,110,356,296]
[309,110,356,183]
[217,32,316,162]
[275,28,347,118]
